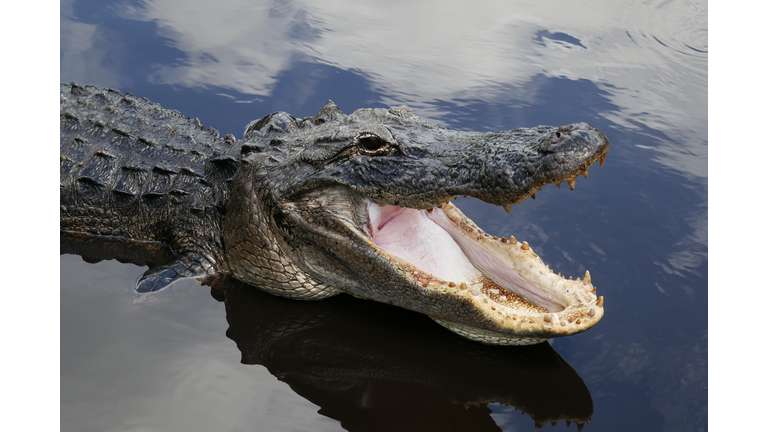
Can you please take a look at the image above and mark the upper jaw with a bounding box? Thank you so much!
[330,122,610,211]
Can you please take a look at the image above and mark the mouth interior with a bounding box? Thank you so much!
[367,203,482,283]
[366,201,567,312]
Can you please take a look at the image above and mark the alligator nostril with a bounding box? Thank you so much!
[555,132,561,138]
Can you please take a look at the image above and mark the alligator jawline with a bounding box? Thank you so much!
[363,196,604,345]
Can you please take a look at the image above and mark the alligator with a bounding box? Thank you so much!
[60,82,609,346]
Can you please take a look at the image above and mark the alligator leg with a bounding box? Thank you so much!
[60,230,220,292]
[136,253,214,292]
[135,225,223,292]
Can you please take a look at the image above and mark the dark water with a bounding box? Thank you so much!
[60,1,707,431]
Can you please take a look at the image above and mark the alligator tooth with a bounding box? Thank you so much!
[592,287,597,294]
[501,237,507,243]
[427,207,433,213]
[584,270,591,284]
[521,241,530,250]
[503,204,512,215]
[556,182,561,188]
[509,236,517,245]
[582,170,588,179]
[459,282,468,290]
[596,296,604,307]
[531,193,536,200]
[493,236,498,240]
[568,178,576,190]
[600,153,607,167]
[448,281,456,288]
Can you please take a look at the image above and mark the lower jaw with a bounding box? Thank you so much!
[431,318,548,346]
[363,200,603,344]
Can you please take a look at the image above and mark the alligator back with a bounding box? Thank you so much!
[60,83,238,289]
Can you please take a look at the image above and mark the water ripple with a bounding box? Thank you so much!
[667,356,708,397]
[624,0,707,66]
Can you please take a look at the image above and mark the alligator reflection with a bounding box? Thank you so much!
[61,234,594,430]
[208,276,594,431]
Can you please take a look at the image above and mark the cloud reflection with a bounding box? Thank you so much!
[112,0,706,179]
[60,0,122,89]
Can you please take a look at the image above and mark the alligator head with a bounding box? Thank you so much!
[223,101,609,345]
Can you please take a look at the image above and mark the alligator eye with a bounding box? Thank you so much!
[357,134,388,152]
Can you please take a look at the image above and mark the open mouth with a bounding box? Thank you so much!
[363,174,605,345]
[368,201,568,311]
[272,121,609,345]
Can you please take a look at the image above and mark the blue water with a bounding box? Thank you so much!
[60,1,707,431]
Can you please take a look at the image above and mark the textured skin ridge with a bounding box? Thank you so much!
[60,82,338,297]
[60,83,232,277]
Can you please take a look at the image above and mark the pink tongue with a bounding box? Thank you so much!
[368,203,480,282]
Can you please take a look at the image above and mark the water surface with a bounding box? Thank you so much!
[60,1,707,431]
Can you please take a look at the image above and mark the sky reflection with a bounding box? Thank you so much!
[61,0,707,180]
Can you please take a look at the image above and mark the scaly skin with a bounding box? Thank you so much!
[60,83,609,345]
